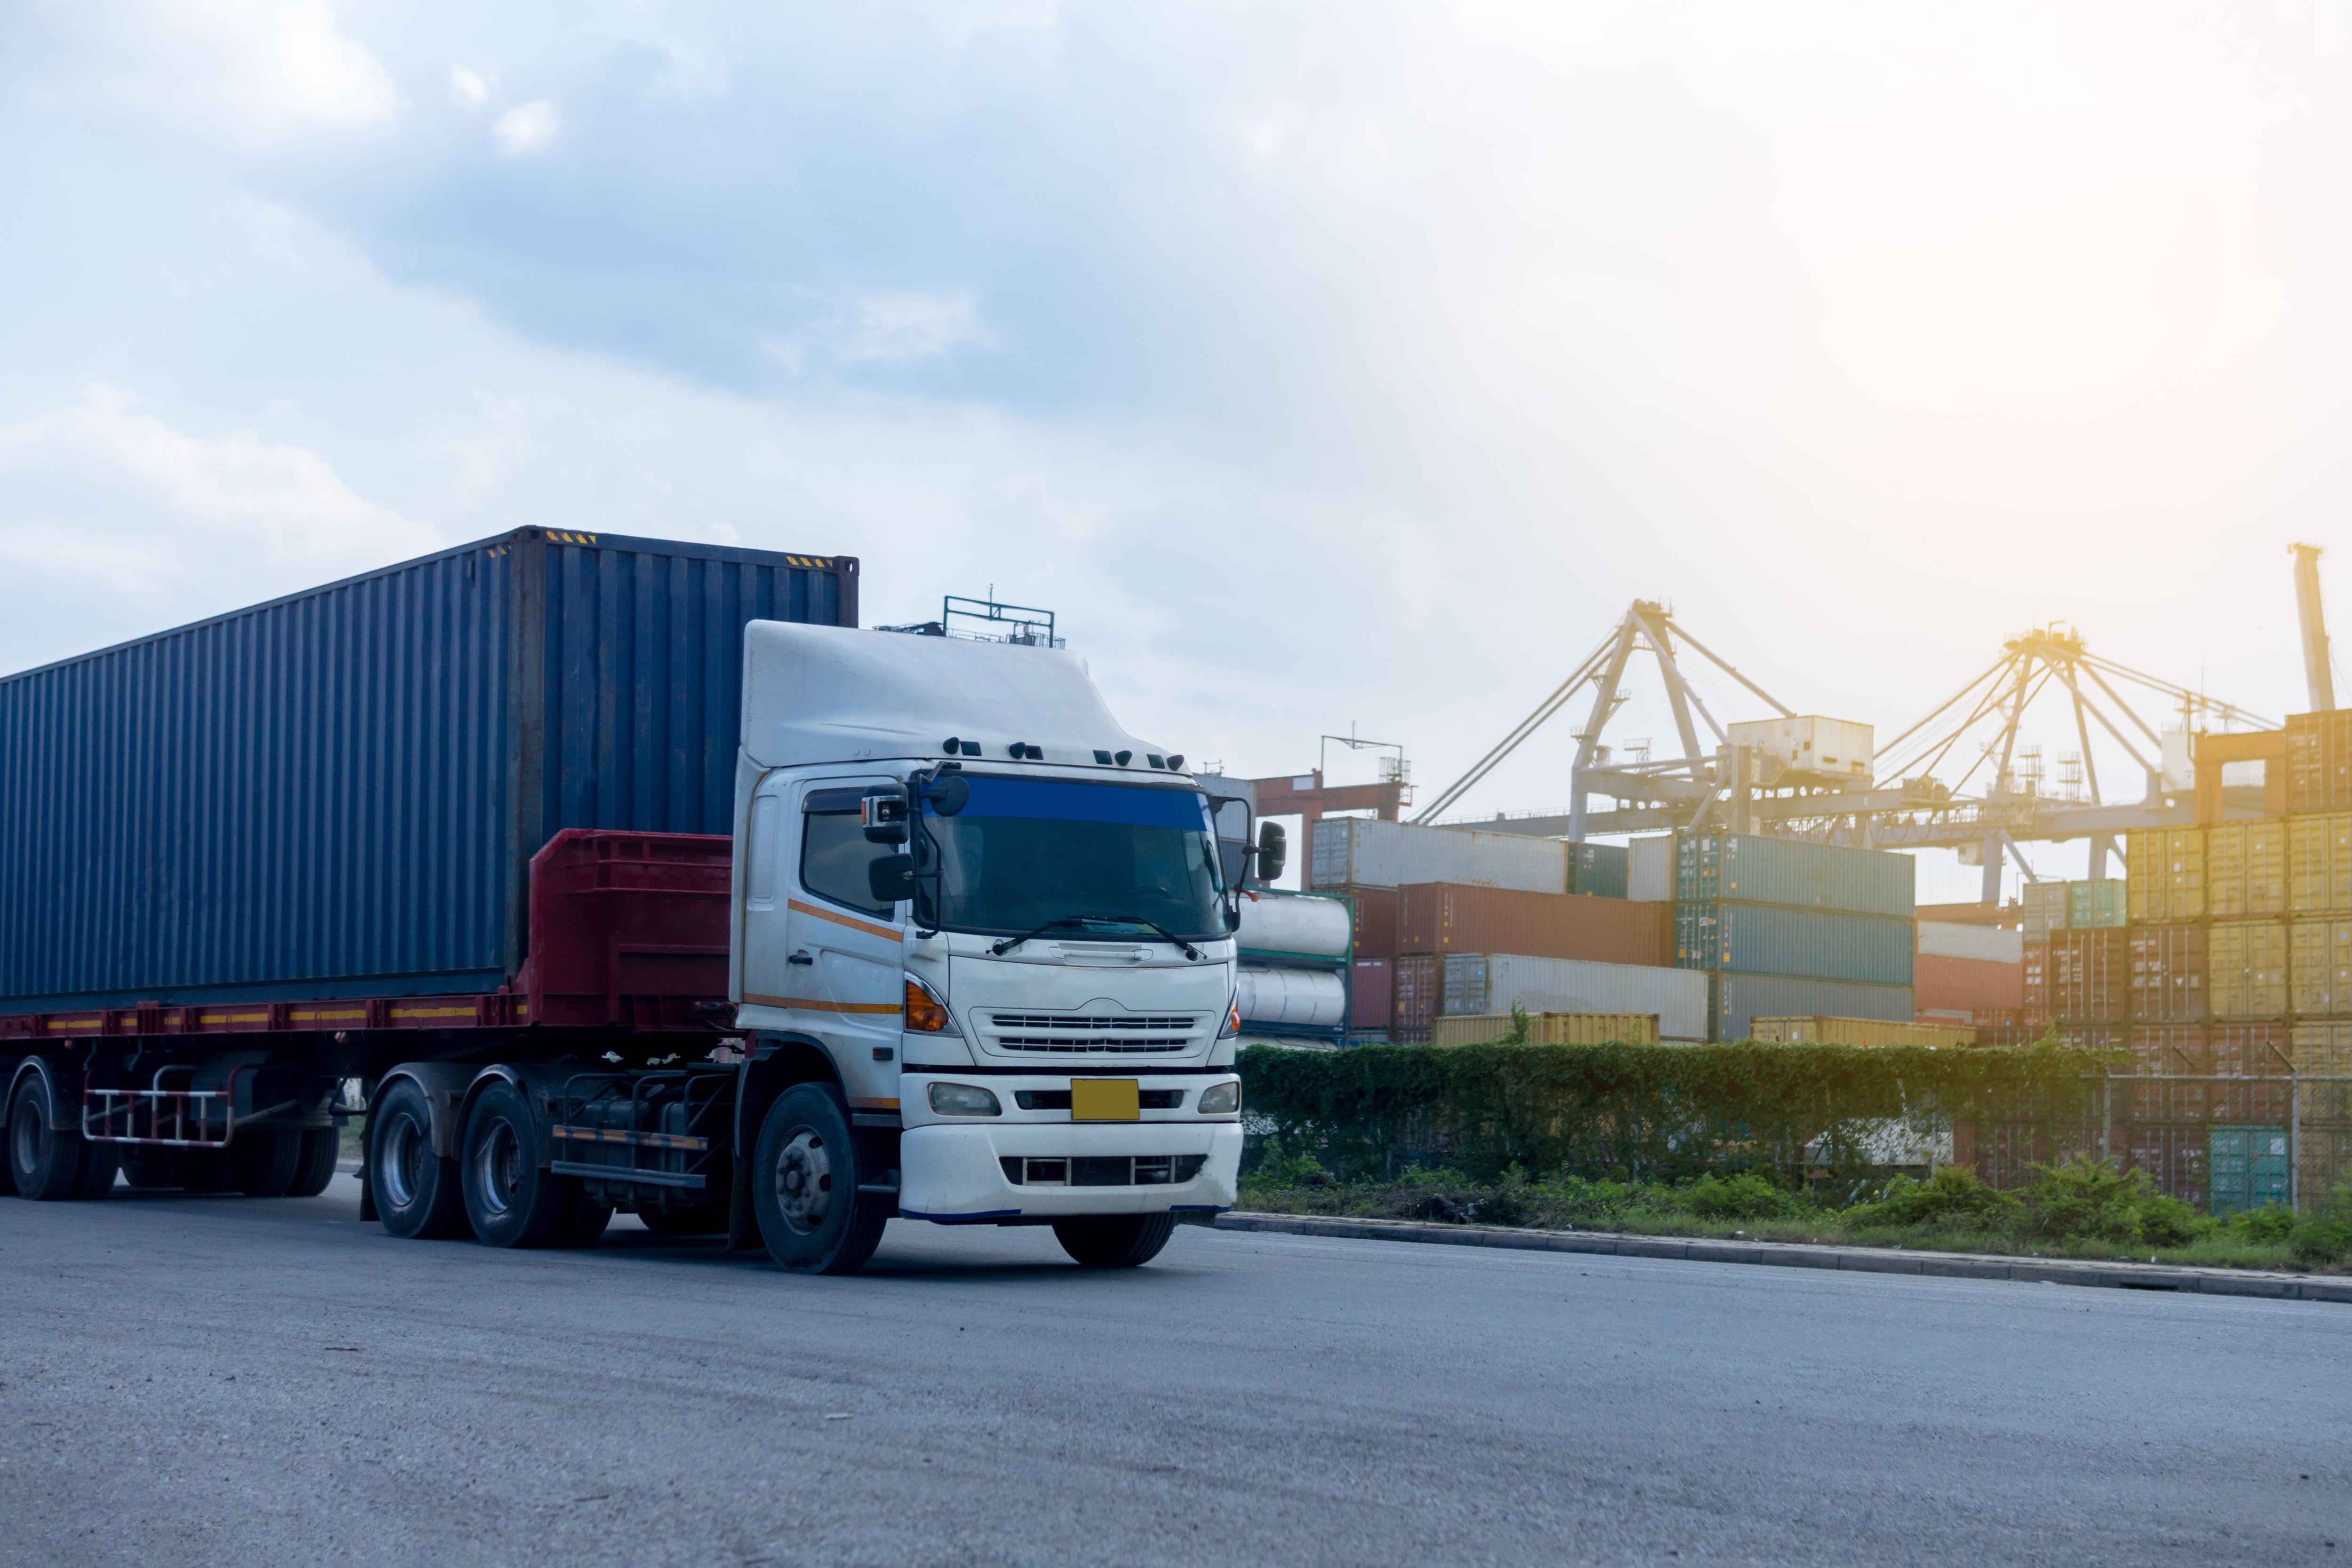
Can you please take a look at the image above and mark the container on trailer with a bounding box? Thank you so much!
[0,529,857,1012]
[2127,924,2207,1025]
[1709,974,1912,1043]
[1674,903,1915,987]
[1308,817,1568,894]
[2290,918,2352,1018]
[2124,830,2203,924]
[2020,881,2072,942]
[1348,958,1392,1032]
[2130,1025,2211,1076]
[1674,832,1913,919]
[1234,889,1353,966]
[1398,883,1670,966]
[2048,928,2129,1022]
[2208,920,2290,1020]
[2291,1021,2352,1076]
[2209,1022,2293,1077]
[2286,710,2352,815]
[1568,842,1629,900]
[1430,1012,1661,1047]
[2069,879,2130,930]
[2206,821,2288,919]
[1438,953,1709,1042]
[1913,953,2025,1013]
[1392,954,1442,1044]
[1234,966,1347,1032]
[1627,834,1675,902]
[1747,1016,1976,1048]
[1917,921,2024,965]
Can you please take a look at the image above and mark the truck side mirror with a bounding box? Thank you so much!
[861,790,909,844]
[1255,821,1287,884]
[868,854,918,903]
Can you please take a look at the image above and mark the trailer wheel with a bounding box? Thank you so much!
[1052,1213,1179,1268]
[9,1075,87,1201]
[232,1130,302,1197]
[286,1129,339,1198]
[72,1140,120,1200]
[461,1081,581,1249]
[370,1079,469,1239]
[752,1085,888,1275]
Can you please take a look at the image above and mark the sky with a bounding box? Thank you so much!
[6,1,2351,901]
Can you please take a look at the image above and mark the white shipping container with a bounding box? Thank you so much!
[1235,966,1347,1030]
[1628,835,1675,902]
[1309,817,1569,894]
[1916,920,2023,964]
[1234,890,1352,961]
[1439,953,1710,1042]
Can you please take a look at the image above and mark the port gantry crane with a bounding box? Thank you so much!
[1417,599,2275,902]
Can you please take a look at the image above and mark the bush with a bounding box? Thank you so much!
[2022,1155,2205,1247]
[1847,1166,2021,1230]
[2289,1185,2352,1264]
[2227,1205,2299,1245]
[1682,1171,1798,1220]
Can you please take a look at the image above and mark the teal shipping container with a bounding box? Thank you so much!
[1675,832,1914,919]
[2207,1125,2290,1216]
[1568,843,1629,900]
[1710,974,1914,1042]
[1675,903,1915,987]
[2067,879,2127,930]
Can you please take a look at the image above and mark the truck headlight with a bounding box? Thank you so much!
[1196,1081,1240,1115]
[926,1082,1001,1117]
[904,974,961,1035]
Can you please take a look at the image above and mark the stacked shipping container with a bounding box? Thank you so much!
[1671,832,1916,1040]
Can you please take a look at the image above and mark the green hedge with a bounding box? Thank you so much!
[1237,1041,2120,1186]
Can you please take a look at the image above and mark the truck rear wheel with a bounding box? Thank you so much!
[286,1129,339,1197]
[232,1130,301,1197]
[9,1075,88,1201]
[370,1079,469,1239]
[752,1085,888,1275]
[461,1081,584,1249]
[1052,1212,1178,1268]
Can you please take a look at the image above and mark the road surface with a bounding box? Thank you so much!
[2,1178,2346,1566]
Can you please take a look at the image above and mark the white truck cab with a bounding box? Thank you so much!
[729,622,1271,1272]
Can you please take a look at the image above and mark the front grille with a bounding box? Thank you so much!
[1000,1154,1209,1187]
[982,1011,1203,1055]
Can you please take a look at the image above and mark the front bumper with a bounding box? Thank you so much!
[899,1121,1243,1222]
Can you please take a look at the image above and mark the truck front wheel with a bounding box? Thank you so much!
[752,1085,888,1275]
[370,1079,469,1239]
[1053,1213,1178,1268]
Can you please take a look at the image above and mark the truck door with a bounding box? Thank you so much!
[785,780,908,1050]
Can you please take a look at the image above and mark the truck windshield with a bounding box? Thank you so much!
[920,776,1225,941]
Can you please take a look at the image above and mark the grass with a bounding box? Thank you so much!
[1237,1151,2352,1274]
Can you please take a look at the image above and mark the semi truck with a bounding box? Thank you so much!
[0,529,1278,1274]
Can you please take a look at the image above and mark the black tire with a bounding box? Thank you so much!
[460,1080,580,1249]
[120,1147,178,1189]
[638,1204,726,1237]
[9,1075,87,1202]
[1052,1212,1179,1268]
[751,1084,888,1275]
[556,1193,614,1248]
[232,1129,301,1197]
[286,1129,340,1198]
[72,1139,120,1200]
[177,1148,236,1194]
[370,1079,469,1239]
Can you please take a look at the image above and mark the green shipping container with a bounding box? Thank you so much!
[1674,902,1916,987]
[2207,1125,2290,1216]
[1674,833,1915,919]
[2068,879,2127,930]
[1569,843,1629,900]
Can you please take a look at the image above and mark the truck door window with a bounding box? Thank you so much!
[802,787,898,918]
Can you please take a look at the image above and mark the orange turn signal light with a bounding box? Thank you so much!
[905,977,954,1033]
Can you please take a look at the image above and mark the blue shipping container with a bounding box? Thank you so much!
[1676,832,1915,919]
[1675,903,1916,987]
[1569,843,1629,900]
[0,529,857,1010]
[1711,974,1914,1043]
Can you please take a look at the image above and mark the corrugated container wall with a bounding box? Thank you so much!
[1309,818,1568,894]
[1430,1012,1661,1047]
[2070,879,2130,929]
[2125,830,2203,924]
[1348,958,1392,1032]
[1675,904,1915,987]
[1438,953,1709,1042]
[2289,815,2352,913]
[2286,710,2352,815]
[2021,881,2072,942]
[1568,843,1629,900]
[1392,954,1442,1043]
[0,529,857,1009]
[1397,883,1669,966]
[1914,954,2025,1012]
[2289,919,2352,1018]
[2207,822,2288,919]
[1747,1016,1976,1048]
[2209,921,2290,1020]
[1712,974,1912,1043]
[1917,921,2025,964]
[2050,929,2129,1022]
[2127,925,2206,1024]
[1675,833,1915,918]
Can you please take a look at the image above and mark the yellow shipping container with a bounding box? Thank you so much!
[1747,1016,1978,1048]
[2126,827,2205,924]
[2288,813,2352,915]
[2290,1022,2352,1076]
[2290,918,2352,1018]
[1429,1012,1661,1047]
[2209,920,2291,1019]
[2207,820,2289,919]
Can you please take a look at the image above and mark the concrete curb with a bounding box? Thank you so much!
[1209,1211,2352,1304]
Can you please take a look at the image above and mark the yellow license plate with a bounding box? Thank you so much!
[1070,1078,1140,1121]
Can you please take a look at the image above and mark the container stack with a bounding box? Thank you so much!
[1914,921,2025,1021]
[1232,888,1353,1047]
[1672,832,1917,1040]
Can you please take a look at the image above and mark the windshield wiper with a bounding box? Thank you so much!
[1095,916,1204,962]
[991,918,1101,956]
[990,915,1205,960]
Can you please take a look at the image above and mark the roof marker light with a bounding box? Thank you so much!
[1115,750,1132,766]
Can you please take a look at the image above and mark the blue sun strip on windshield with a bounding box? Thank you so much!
[925,776,1210,830]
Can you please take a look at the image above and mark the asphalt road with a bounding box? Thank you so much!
[2,1179,2348,1567]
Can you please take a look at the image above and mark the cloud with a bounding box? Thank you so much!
[449,63,493,109]
[493,100,559,155]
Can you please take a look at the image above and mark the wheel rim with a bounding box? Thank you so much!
[379,1112,425,1210]
[473,1117,523,1220]
[771,1127,833,1236]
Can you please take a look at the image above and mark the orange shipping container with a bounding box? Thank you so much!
[2209,1022,2293,1077]
[2050,928,2129,1022]
[1395,883,1670,966]
[1913,953,2024,1013]
[2130,1025,2209,1076]
[2127,924,2207,1024]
